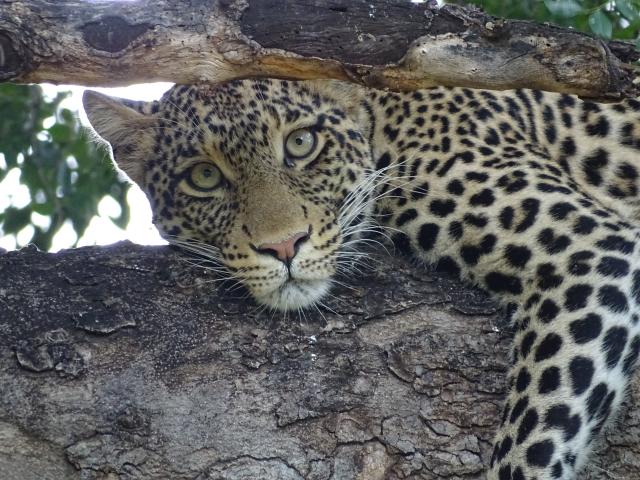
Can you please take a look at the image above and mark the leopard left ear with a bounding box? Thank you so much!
[82,90,156,187]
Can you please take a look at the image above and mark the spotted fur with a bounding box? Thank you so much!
[84,79,640,479]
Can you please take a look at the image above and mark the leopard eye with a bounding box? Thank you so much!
[285,128,316,160]
[188,163,222,192]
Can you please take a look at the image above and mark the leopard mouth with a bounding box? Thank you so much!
[253,277,331,311]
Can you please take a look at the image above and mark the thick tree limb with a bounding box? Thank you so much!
[0,243,639,479]
[0,0,638,98]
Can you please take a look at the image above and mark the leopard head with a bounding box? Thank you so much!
[83,79,375,311]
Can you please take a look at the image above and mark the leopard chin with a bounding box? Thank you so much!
[252,278,332,311]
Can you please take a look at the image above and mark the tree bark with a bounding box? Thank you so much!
[0,0,638,99]
[0,243,639,479]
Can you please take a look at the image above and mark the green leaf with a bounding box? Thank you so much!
[32,201,55,216]
[60,108,75,124]
[48,124,72,144]
[616,0,640,21]
[544,0,584,18]
[2,207,31,233]
[589,9,614,38]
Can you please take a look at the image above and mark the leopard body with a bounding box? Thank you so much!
[84,79,640,479]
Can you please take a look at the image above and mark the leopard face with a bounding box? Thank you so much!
[83,80,374,310]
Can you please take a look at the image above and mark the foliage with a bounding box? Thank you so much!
[459,0,640,42]
[0,84,129,251]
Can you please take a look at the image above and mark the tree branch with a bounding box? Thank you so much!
[0,0,638,98]
[0,243,638,478]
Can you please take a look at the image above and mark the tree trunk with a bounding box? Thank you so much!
[0,243,639,479]
[0,0,638,99]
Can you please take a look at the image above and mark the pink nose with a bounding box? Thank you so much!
[256,231,310,264]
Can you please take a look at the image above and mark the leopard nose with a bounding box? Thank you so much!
[255,230,310,264]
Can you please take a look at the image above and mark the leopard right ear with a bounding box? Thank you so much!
[83,90,156,187]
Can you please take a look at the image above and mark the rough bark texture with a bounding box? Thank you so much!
[0,242,639,479]
[0,0,638,99]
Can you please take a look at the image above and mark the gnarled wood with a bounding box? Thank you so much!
[0,0,638,98]
[0,243,639,479]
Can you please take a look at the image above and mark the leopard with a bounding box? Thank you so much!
[83,77,640,480]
